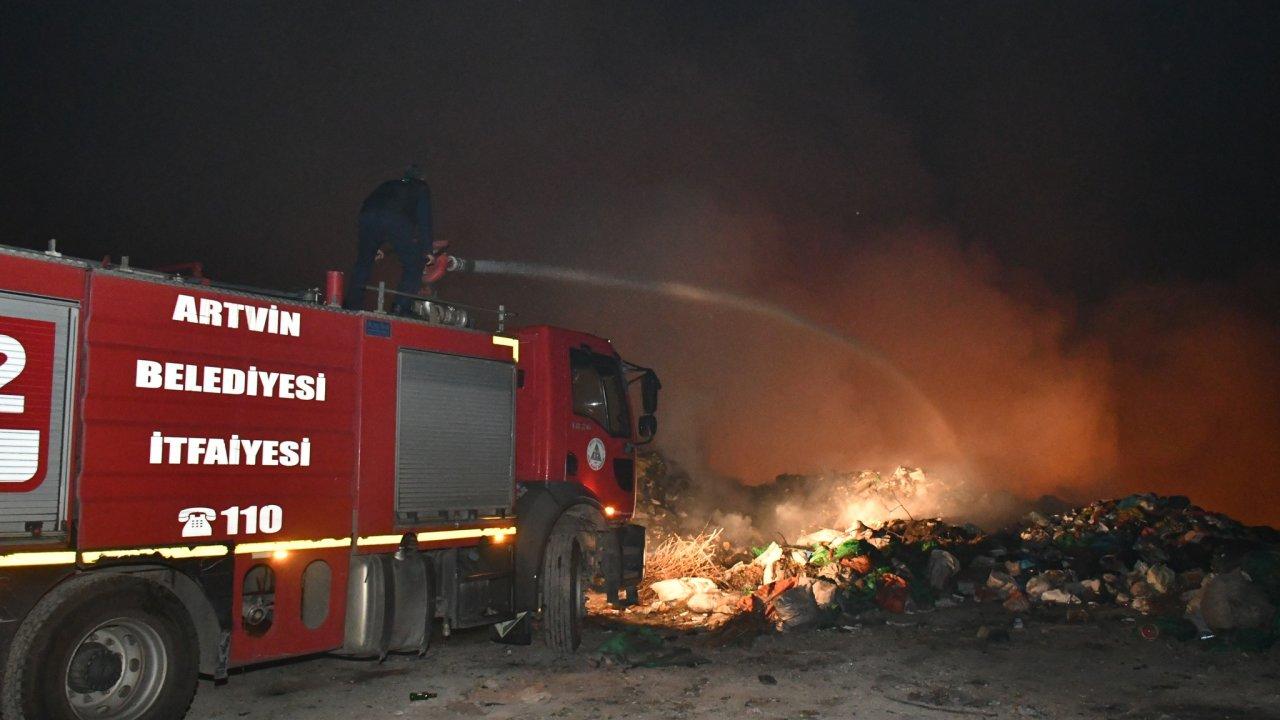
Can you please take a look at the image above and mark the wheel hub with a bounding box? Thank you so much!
[67,642,123,694]
[64,619,170,720]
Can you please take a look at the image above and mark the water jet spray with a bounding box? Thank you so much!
[455,258,971,482]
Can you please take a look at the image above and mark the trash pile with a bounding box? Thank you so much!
[629,489,1280,648]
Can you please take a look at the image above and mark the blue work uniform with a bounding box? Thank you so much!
[344,177,433,313]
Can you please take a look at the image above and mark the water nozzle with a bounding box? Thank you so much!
[444,255,474,274]
[423,254,473,284]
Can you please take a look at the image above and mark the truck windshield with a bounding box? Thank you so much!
[570,349,631,437]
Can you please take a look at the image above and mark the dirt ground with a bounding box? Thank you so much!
[189,601,1280,720]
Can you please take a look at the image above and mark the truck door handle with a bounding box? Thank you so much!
[565,453,578,477]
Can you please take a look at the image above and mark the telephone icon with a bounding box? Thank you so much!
[178,507,216,538]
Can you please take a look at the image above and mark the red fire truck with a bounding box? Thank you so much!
[0,243,658,720]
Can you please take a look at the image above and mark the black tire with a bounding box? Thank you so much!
[1,573,199,720]
[541,517,587,652]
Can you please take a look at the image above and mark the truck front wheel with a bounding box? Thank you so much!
[541,517,588,652]
[1,574,199,720]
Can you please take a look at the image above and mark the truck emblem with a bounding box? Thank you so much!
[587,438,607,471]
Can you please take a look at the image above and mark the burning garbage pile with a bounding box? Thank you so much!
[623,456,1280,648]
[634,455,962,546]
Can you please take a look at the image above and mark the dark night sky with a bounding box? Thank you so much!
[4,2,1277,298]
[3,2,1279,521]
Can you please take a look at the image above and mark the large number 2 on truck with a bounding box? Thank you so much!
[0,332,39,483]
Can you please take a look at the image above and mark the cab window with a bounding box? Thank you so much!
[570,349,630,437]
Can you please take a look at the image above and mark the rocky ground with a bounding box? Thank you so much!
[189,598,1280,720]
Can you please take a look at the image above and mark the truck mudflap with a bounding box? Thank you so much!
[592,521,644,608]
[614,523,645,606]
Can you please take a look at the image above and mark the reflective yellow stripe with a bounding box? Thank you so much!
[358,527,519,546]
[0,528,516,568]
[82,545,228,564]
[354,534,403,547]
[417,526,517,543]
[491,335,519,362]
[234,538,352,554]
[0,551,77,567]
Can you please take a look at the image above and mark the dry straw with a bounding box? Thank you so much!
[643,529,726,585]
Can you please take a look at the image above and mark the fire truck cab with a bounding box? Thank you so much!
[0,244,657,720]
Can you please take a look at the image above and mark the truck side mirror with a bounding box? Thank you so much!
[640,370,660,415]
[637,414,658,441]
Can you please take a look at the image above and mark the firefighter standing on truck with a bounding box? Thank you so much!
[344,164,434,314]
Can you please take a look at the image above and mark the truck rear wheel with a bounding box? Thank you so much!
[541,517,588,652]
[1,574,199,720]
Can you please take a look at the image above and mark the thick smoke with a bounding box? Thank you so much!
[433,6,1280,528]
[468,204,1279,528]
[1099,285,1280,524]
